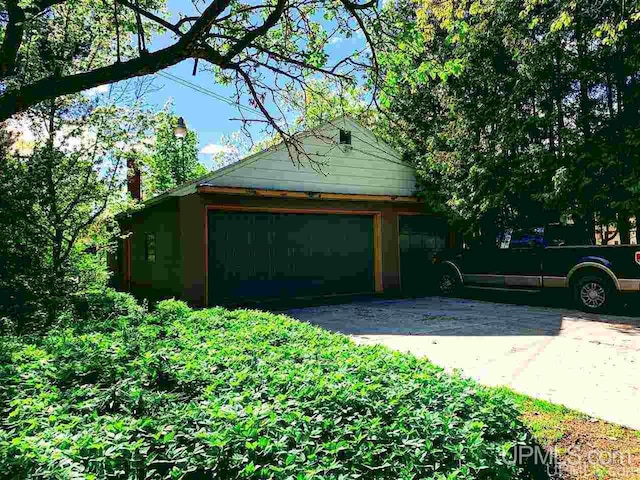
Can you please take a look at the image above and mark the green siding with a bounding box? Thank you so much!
[208,211,374,303]
[127,199,182,301]
[204,118,417,197]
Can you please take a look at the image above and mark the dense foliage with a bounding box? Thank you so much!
[378,0,640,240]
[1,298,538,479]
[0,89,148,331]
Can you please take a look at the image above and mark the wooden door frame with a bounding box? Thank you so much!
[123,234,132,291]
[204,204,383,306]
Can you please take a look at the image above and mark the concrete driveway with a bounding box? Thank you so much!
[287,297,640,429]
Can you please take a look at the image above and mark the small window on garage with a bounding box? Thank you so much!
[144,233,156,262]
[339,129,352,145]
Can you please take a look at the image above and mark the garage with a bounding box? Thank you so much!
[207,209,378,303]
[399,215,447,294]
[115,117,446,306]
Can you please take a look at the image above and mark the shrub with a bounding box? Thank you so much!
[152,298,192,324]
[69,288,145,332]
[1,304,538,479]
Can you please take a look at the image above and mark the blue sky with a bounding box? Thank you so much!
[137,0,366,168]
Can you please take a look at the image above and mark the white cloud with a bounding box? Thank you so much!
[84,84,110,97]
[200,143,234,155]
[5,117,99,155]
[6,118,35,141]
[330,36,345,45]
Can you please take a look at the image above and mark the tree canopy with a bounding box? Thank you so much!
[0,0,382,140]
[0,85,149,329]
[377,0,640,239]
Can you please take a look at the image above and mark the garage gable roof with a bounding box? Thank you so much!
[145,116,416,205]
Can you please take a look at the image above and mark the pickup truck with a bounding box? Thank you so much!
[434,224,640,312]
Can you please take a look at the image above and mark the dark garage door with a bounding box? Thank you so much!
[399,215,446,294]
[208,210,375,303]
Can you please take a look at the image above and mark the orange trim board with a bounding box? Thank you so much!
[203,206,209,307]
[124,234,132,292]
[203,205,383,307]
[197,185,419,203]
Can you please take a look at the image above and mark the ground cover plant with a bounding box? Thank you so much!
[0,293,541,479]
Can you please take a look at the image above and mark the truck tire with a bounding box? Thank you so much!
[573,274,612,313]
[438,268,460,297]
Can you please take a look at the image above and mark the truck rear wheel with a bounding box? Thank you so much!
[573,275,612,313]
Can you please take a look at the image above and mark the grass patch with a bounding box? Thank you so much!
[1,300,542,479]
[495,388,585,445]
[495,389,640,479]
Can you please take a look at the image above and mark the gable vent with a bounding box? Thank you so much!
[339,129,352,145]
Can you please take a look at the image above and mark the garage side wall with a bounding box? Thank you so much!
[118,198,183,302]
[179,192,207,305]
[179,192,432,307]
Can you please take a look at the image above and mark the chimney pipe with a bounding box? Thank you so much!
[127,156,141,201]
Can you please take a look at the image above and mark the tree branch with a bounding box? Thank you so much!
[134,2,147,54]
[0,0,379,126]
[221,0,287,63]
[339,0,380,108]
[229,63,313,167]
[32,0,69,12]
[117,0,182,35]
[0,0,26,78]
[213,5,274,23]
[340,0,377,10]
[180,0,233,49]
[208,34,354,80]
[113,0,121,63]
[247,43,354,80]
[175,16,200,29]
[0,43,187,121]
[0,0,232,123]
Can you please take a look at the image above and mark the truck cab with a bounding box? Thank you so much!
[435,224,640,312]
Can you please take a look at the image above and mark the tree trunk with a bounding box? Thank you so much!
[603,228,618,245]
[45,99,62,328]
[575,211,596,244]
[615,43,625,116]
[606,72,615,118]
[575,16,591,140]
[553,56,564,156]
[619,214,631,244]
[586,210,596,244]
[575,14,596,246]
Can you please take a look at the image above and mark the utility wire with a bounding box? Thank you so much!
[156,71,264,117]
[155,72,408,167]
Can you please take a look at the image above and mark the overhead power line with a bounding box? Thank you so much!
[156,71,264,117]
[155,72,407,167]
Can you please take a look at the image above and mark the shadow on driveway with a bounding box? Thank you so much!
[287,295,640,337]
